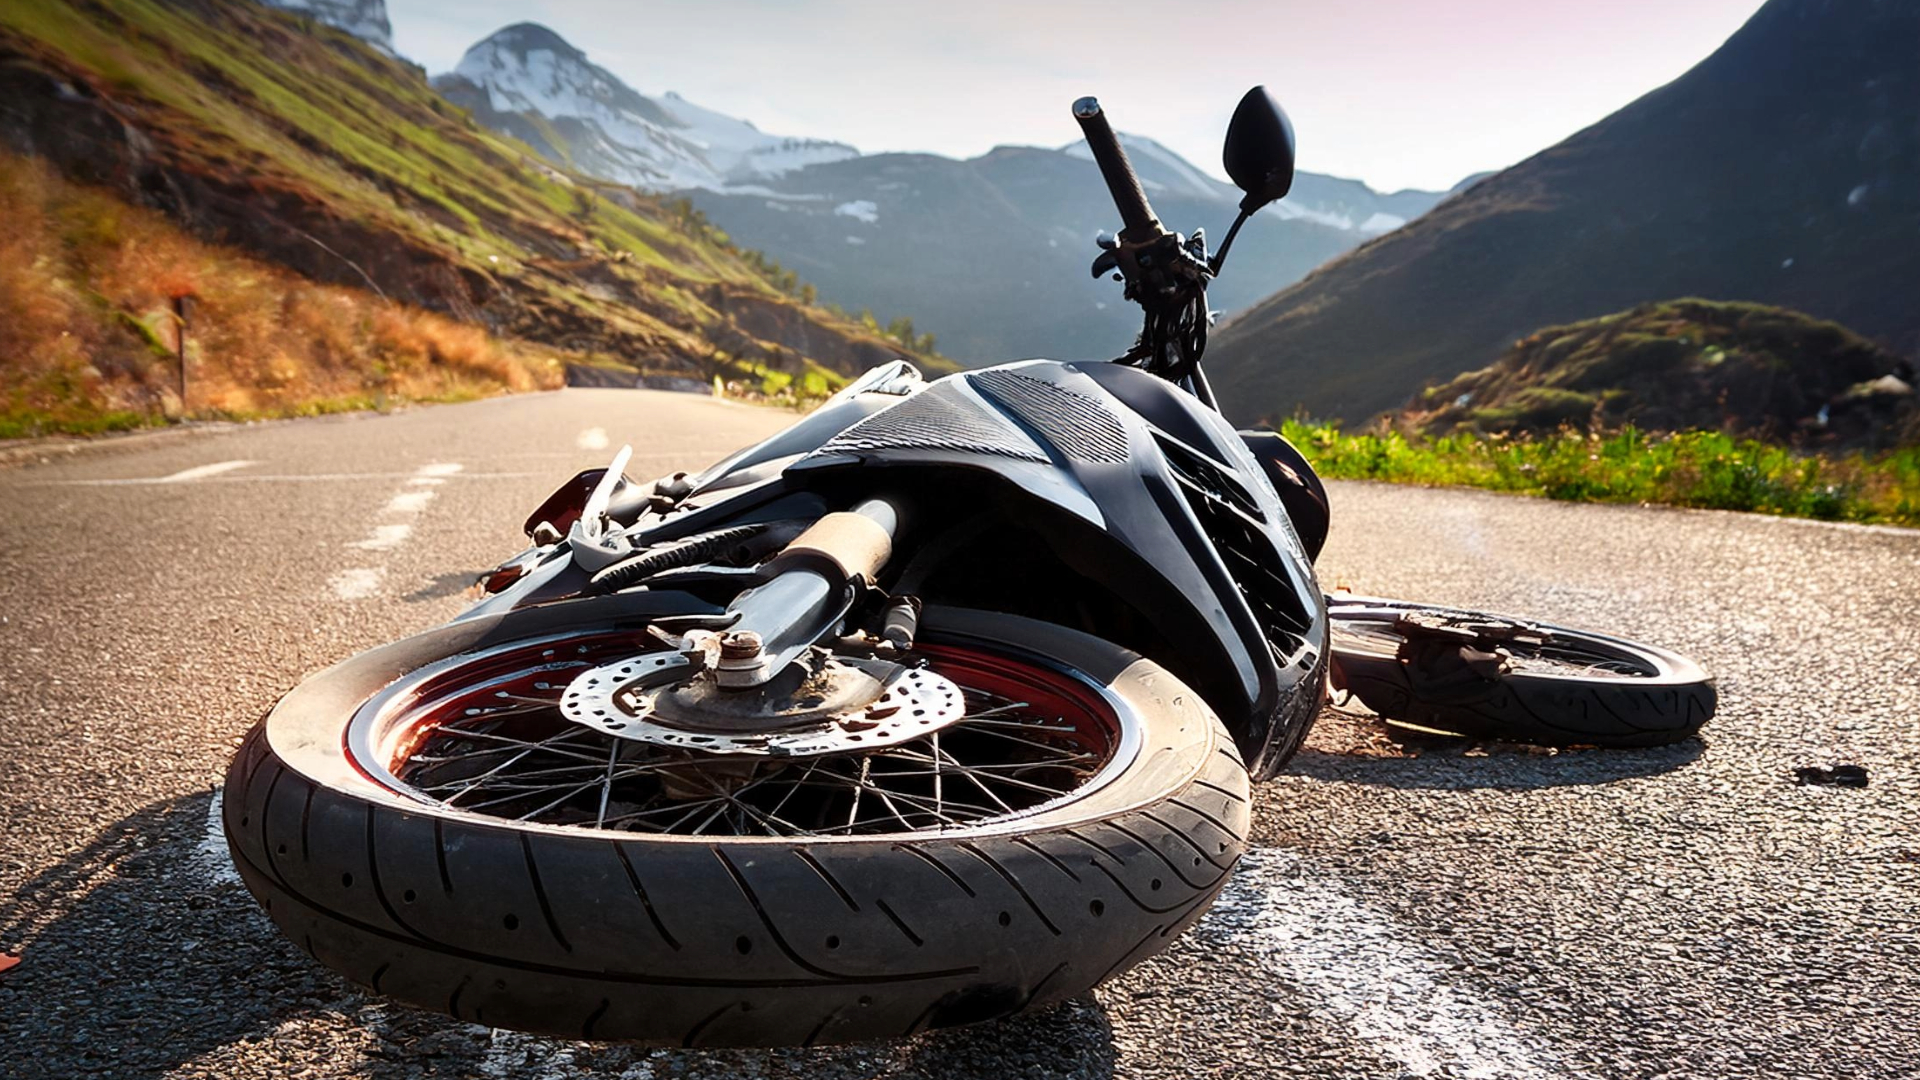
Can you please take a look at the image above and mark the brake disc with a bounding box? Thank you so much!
[557,651,967,757]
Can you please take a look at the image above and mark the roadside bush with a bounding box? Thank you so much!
[1281,418,1920,528]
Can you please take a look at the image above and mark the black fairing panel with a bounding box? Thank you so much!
[788,359,1327,779]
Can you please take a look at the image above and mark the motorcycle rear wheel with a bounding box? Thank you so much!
[222,602,1248,1046]
[1328,597,1715,747]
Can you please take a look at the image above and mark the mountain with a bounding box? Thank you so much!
[1402,299,1917,450]
[1206,0,1920,425]
[261,0,392,53]
[1060,136,1436,236]
[437,23,1453,364]
[433,24,858,192]
[0,0,929,431]
[681,138,1451,363]
[678,142,1373,362]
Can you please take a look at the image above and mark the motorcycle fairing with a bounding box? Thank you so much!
[779,359,1327,779]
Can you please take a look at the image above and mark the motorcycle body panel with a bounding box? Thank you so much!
[485,359,1326,778]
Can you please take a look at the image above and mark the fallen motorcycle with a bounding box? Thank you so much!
[222,89,1713,1047]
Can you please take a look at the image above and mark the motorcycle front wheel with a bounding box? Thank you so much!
[222,601,1249,1047]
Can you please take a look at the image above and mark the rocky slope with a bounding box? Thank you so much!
[1403,300,1917,450]
[438,22,1454,363]
[1207,0,1920,425]
[0,0,930,405]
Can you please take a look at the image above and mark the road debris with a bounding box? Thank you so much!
[1792,764,1869,788]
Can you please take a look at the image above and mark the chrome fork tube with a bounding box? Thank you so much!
[712,499,899,688]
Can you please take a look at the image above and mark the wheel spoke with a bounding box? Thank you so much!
[594,741,620,827]
[389,641,1121,837]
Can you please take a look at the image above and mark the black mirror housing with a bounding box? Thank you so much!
[1223,86,1296,212]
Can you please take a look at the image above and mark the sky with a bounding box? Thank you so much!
[389,0,1769,193]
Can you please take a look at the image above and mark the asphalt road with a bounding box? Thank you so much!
[1,389,1915,1080]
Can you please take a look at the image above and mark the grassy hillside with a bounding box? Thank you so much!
[1406,300,1917,449]
[1207,0,1919,425]
[0,0,937,434]
[0,151,564,436]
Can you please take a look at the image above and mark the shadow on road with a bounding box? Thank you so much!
[1287,740,1706,791]
[0,791,1118,1080]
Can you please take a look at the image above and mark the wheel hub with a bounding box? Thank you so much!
[558,650,967,756]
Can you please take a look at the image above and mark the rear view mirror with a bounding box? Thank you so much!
[1223,86,1296,212]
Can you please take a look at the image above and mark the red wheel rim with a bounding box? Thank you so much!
[346,632,1134,838]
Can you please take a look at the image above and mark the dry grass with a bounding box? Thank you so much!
[0,152,562,438]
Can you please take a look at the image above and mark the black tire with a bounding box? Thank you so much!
[1328,597,1715,747]
[221,599,1250,1047]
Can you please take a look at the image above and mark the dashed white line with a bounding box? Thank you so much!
[383,463,459,514]
[383,489,436,515]
[576,427,610,450]
[1199,849,1557,1079]
[39,471,540,486]
[57,460,262,485]
[350,524,413,551]
[328,462,462,601]
[196,788,243,888]
[328,567,386,600]
[158,460,258,482]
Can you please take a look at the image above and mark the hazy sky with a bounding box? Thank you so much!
[390,0,1768,192]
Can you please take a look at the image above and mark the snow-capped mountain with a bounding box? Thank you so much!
[432,23,856,192]
[436,22,1461,364]
[1063,135,1442,236]
[261,0,392,53]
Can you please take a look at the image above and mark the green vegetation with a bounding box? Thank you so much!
[1283,420,1920,527]
[1327,299,1920,525]
[1410,299,1915,448]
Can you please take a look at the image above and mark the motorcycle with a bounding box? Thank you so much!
[222,89,1714,1047]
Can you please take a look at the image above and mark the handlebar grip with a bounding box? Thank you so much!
[1072,97,1162,240]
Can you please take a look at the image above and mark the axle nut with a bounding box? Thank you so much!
[719,630,764,661]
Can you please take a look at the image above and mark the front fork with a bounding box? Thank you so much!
[691,498,901,688]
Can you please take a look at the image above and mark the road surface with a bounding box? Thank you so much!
[2,389,1914,1079]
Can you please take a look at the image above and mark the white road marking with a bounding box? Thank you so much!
[350,524,412,551]
[476,1029,662,1079]
[34,453,716,487]
[159,460,258,482]
[384,489,436,515]
[54,460,263,485]
[1199,850,1557,1079]
[576,427,610,450]
[478,1030,589,1079]
[387,463,463,508]
[196,788,243,888]
[327,462,463,598]
[32,471,542,486]
[328,567,385,600]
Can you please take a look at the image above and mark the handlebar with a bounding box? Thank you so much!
[1071,97,1163,241]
